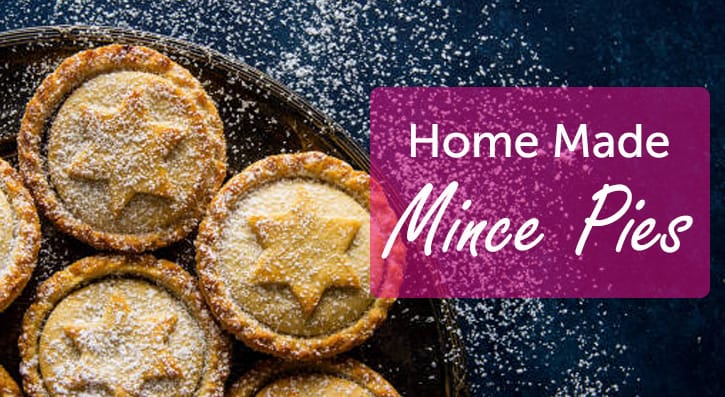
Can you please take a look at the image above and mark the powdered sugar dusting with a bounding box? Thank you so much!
[219,179,372,337]
[0,187,15,275]
[39,278,206,396]
[48,70,207,234]
[0,1,639,395]
[456,299,634,395]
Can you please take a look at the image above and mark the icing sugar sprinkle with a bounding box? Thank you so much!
[0,1,637,396]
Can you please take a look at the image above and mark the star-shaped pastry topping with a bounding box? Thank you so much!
[62,293,182,396]
[248,188,363,316]
[67,90,186,217]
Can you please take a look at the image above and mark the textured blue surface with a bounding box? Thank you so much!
[0,1,722,395]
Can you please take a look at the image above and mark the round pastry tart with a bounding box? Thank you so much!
[227,358,400,397]
[18,44,227,252]
[19,254,231,397]
[0,365,22,397]
[0,158,41,312]
[196,151,393,360]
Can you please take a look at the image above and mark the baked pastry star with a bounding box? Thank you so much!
[249,188,362,316]
[196,151,394,360]
[67,90,185,218]
[18,44,227,252]
[62,293,182,395]
[20,254,231,396]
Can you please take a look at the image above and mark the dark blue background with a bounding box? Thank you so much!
[0,1,721,395]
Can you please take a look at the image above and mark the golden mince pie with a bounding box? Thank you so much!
[18,44,227,252]
[196,151,394,360]
[20,254,230,397]
[227,358,401,397]
[0,158,41,312]
[0,365,22,397]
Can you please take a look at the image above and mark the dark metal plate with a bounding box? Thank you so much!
[0,25,468,397]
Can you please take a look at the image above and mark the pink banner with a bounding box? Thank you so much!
[370,87,709,298]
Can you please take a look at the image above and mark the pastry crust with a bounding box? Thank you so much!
[227,357,400,397]
[19,254,231,397]
[0,365,22,397]
[196,151,394,361]
[0,158,41,312]
[18,44,226,252]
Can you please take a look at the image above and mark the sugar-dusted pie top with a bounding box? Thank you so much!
[48,70,207,234]
[197,151,394,361]
[0,158,40,312]
[18,44,226,252]
[255,373,373,396]
[219,178,372,336]
[40,278,206,396]
[0,187,15,273]
[20,254,230,397]
[227,358,400,397]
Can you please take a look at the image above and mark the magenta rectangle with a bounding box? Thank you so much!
[370,87,709,298]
